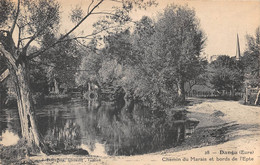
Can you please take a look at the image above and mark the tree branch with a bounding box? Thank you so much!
[60,0,105,41]
[22,8,60,56]
[70,25,120,40]
[10,0,20,35]
[109,0,122,3]
[28,0,105,60]
[20,36,35,41]
[0,43,18,70]
[23,35,37,53]
[91,12,117,16]
[37,24,116,48]
[88,0,95,13]
[30,59,55,68]
[75,39,102,54]
[17,25,22,49]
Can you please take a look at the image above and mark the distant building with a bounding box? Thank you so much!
[208,34,241,63]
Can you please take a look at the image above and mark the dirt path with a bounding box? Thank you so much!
[29,98,260,165]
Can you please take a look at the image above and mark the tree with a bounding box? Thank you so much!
[113,6,207,105]
[77,4,206,107]
[76,30,131,88]
[75,44,102,87]
[0,0,155,154]
[209,55,244,97]
[242,26,260,104]
[40,35,83,93]
[149,5,206,102]
[0,0,61,153]
[242,26,260,87]
[76,18,159,107]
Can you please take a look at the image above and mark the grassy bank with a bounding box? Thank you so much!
[0,139,34,165]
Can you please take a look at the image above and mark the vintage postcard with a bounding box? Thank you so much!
[0,0,260,164]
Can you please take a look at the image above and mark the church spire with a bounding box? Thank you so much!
[236,34,241,60]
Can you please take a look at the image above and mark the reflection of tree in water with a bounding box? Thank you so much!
[79,101,183,156]
[0,100,188,155]
[102,103,178,155]
[0,108,21,137]
[0,109,8,135]
[74,101,101,152]
[39,110,81,153]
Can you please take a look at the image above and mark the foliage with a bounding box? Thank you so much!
[0,0,60,52]
[242,26,260,87]
[19,0,60,37]
[0,0,61,95]
[76,53,102,86]
[150,5,206,102]
[186,60,209,89]
[78,4,206,108]
[124,4,206,105]
[209,55,244,94]
[0,0,157,154]
[70,5,83,24]
[39,35,83,89]
[0,0,14,26]
[0,0,157,96]
[28,61,49,94]
[119,5,206,104]
[0,139,34,164]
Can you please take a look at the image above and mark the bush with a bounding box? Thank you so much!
[0,139,34,165]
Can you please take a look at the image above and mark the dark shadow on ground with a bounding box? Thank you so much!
[162,122,260,154]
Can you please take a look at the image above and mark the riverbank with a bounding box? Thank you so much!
[1,98,259,165]
[1,94,71,108]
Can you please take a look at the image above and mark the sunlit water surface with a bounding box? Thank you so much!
[0,100,188,156]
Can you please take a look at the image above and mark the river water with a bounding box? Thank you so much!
[0,99,190,156]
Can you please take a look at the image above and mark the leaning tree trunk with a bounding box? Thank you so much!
[0,39,44,154]
[13,61,43,153]
[177,78,185,103]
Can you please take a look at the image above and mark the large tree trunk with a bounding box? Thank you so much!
[177,78,185,103]
[14,62,43,153]
[0,43,44,154]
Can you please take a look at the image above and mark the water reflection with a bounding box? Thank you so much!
[0,108,21,146]
[37,103,82,153]
[0,100,196,155]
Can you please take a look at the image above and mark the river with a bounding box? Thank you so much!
[0,99,193,156]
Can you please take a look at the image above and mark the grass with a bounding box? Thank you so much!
[0,139,34,164]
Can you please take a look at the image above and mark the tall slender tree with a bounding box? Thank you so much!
[151,5,206,102]
[242,26,260,104]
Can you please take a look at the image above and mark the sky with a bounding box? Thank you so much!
[57,0,260,59]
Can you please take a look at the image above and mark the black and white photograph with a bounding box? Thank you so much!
[0,0,260,164]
